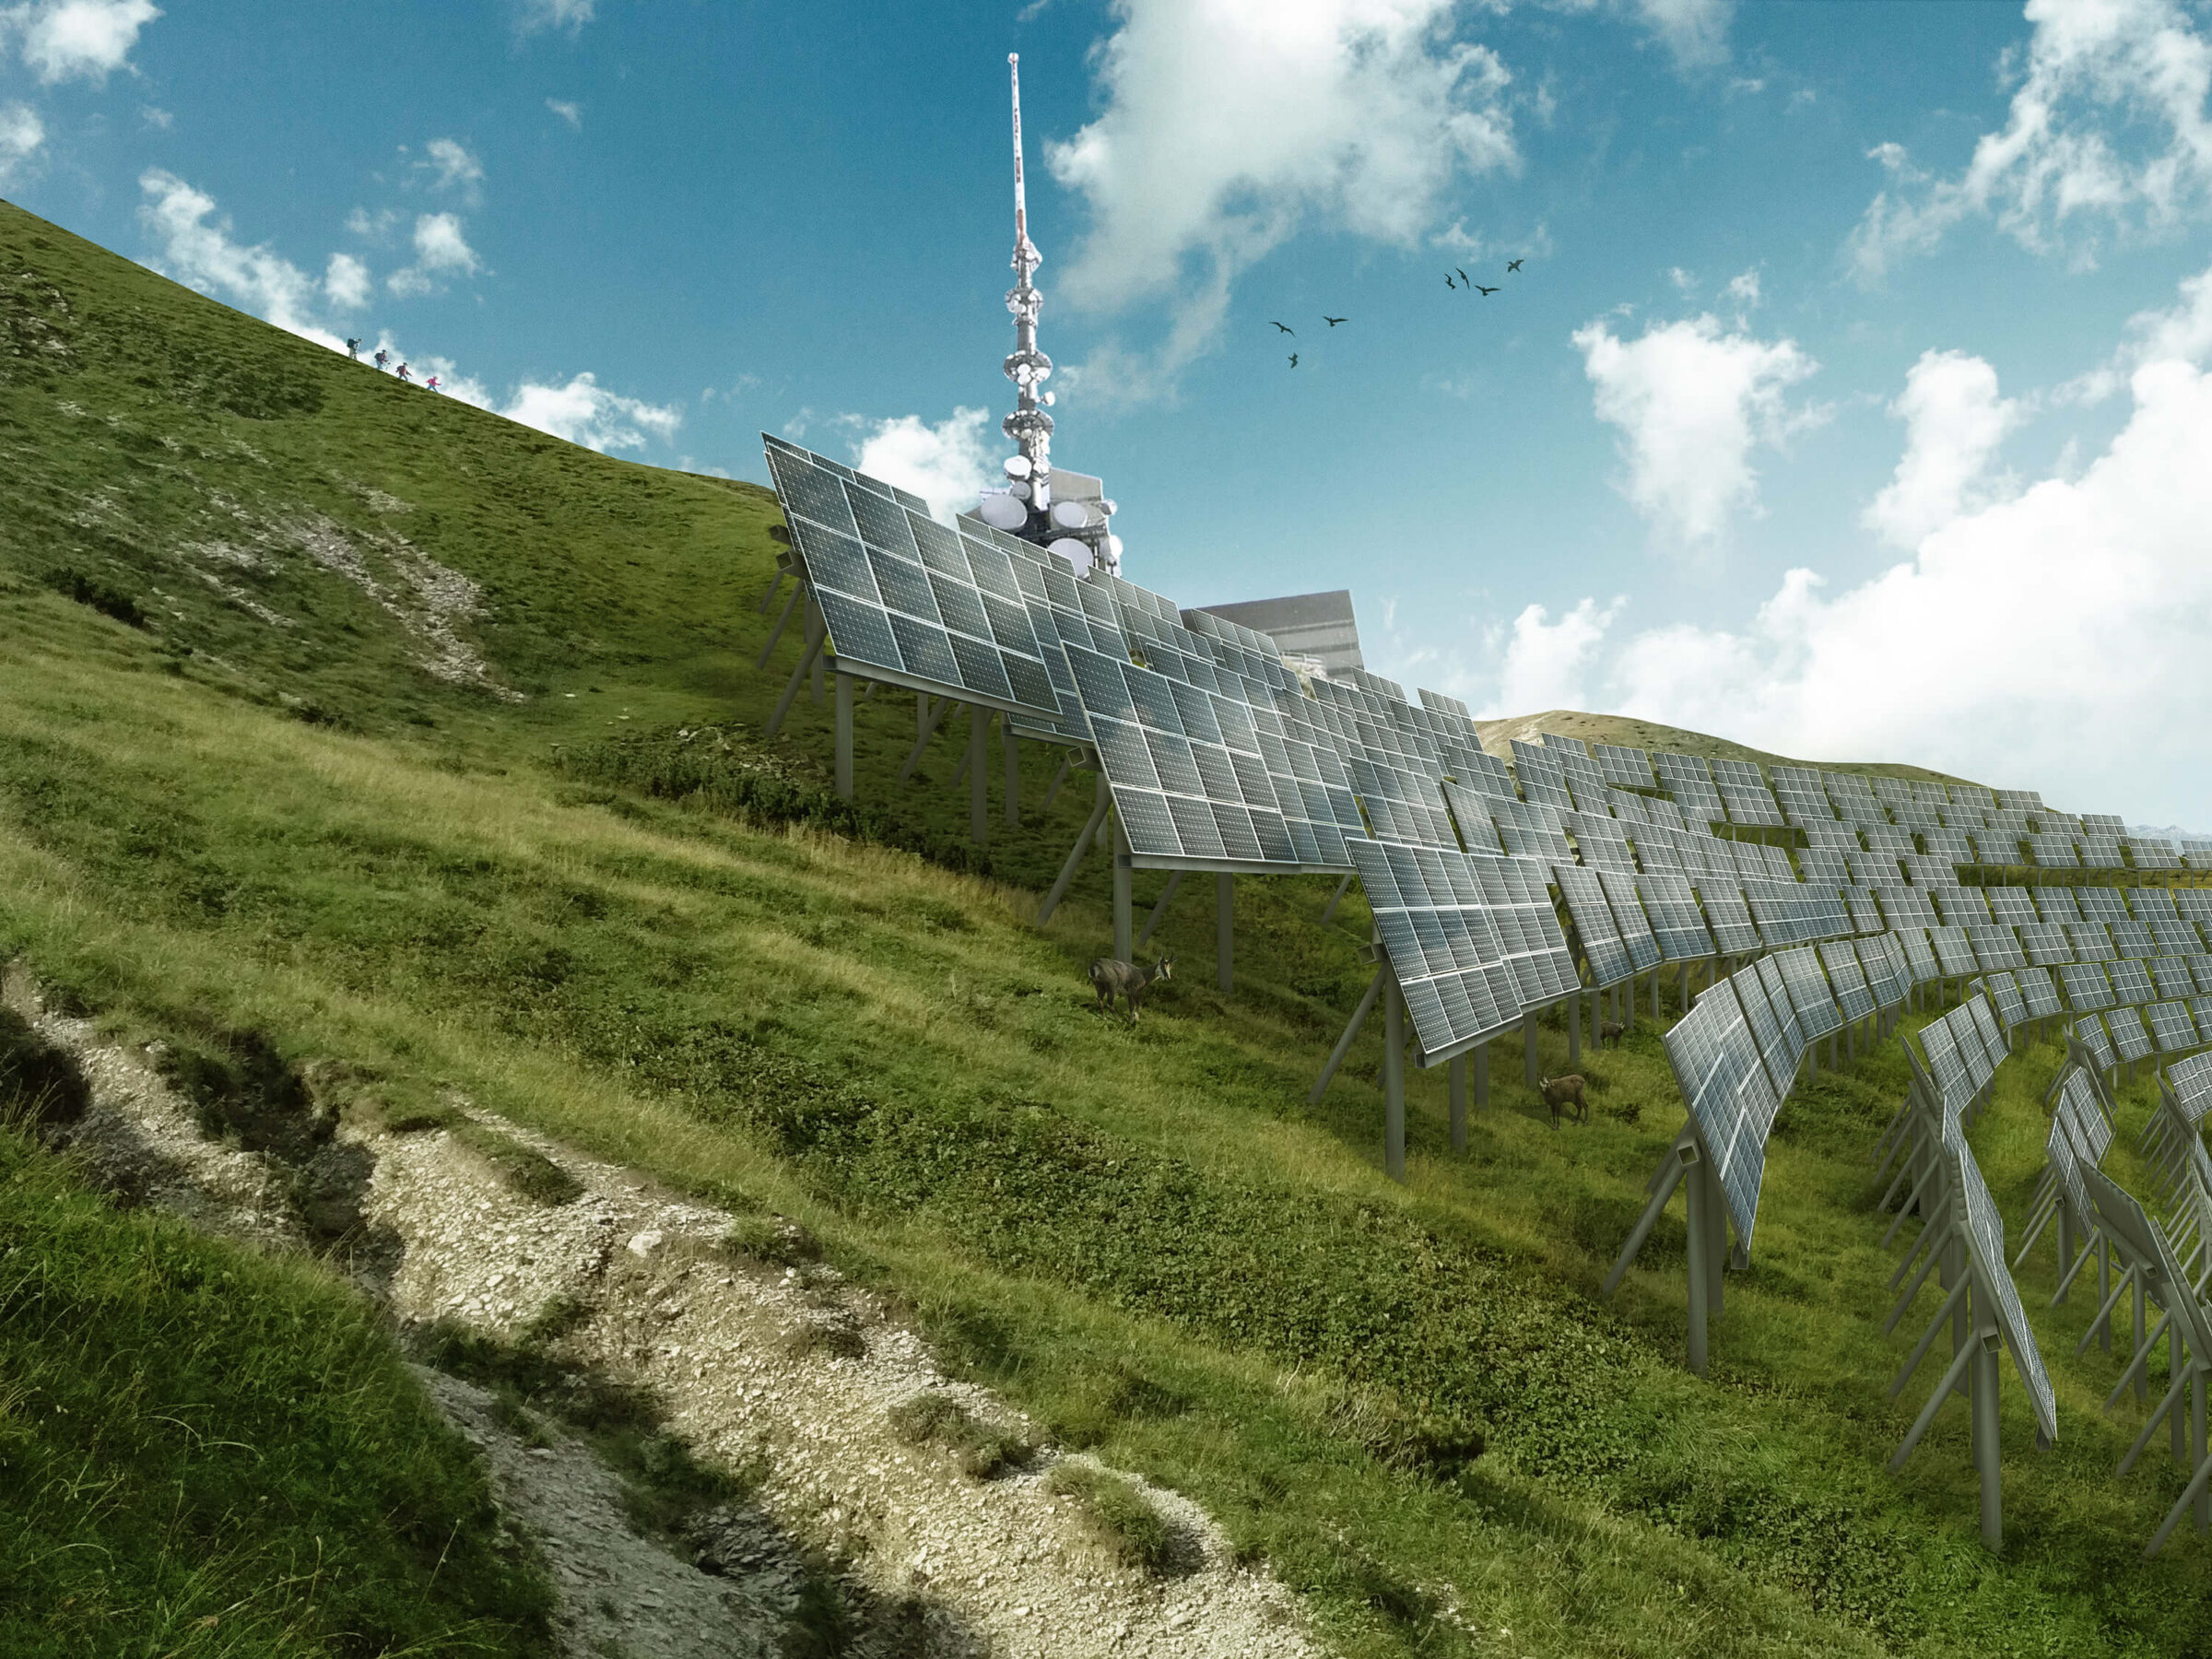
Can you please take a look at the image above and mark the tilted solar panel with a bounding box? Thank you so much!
[1818,940,1877,1022]
[1597,865,1663,972]
[1953,1150,2059,1441]
[2034,886,2084,924]
[1350,837,1521,1058]
[2147,1000,2199,1053]
[1898,926,1941,986]
[2060,962,2115,1010]
[1555,864,1633,988]
[1637,872,1717,961]
[1966,924,2029,971]
[2014,966,2063,1018]
[1928,926,1979,977]
[2170,1052,2212,1125]
[2066,922,2117,962]
[2107,959,2157,1006]
[1858,934,1911,1009]
[1776,946,1845,1041]
[2107,1004,2155,1064]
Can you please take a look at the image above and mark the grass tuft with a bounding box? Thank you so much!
[1046,1463,1186,1577]
[887,1392,1035,1480]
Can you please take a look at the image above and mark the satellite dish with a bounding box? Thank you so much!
[1106,534,1124,560]
[1008,481,1031,500]
[1003,454,1032,479]
[1047,536,1092,574]
[1042,392,1056,406]
[1049,499,1090,531]
[978,493,1029,531]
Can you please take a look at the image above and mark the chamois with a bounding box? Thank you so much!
[1088,955,1173,1023]
[1537,1074,1589,1128]
[1598,1018,1629,1049]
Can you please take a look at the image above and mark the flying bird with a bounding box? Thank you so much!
[1269,321,1295,335]
[1455,267,1469,287]
[1506,259,1524,272]
[1475,284,1500,296]
[1445,275,1455,289]
[1323,315,1347,326]
[1288,354,1299,368]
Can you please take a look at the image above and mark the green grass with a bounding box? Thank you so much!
[0,1122,553,1656]
[1046,1462,1183,1575]
[887,1392,1036,1480]
[9,194,2212,1655]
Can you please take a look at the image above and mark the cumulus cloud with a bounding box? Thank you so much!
[1476,596,1625,718]
[1849,0,2212,281]
[516,0,593,35]
[324,251,372,311]
[1471,258,2212,823]
[546,98,582,130]
[1045,0,1519,399]
[1625,0,1734,66]
[846,407,996,524]
[136,169,346,350]
[0,100,41,184]
[418,137,483,199]
[1863,349,2029,546]
[3,0,159,84]
[387,212,481,296]
[1571,311,1822,552]
[502,373,680,453]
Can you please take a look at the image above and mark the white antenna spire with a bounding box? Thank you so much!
[1002,53,1053,484]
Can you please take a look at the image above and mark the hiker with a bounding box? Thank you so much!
[345,336,361,359]
[395,362,411,382]
[425,375,441,394]
[373,347,389,371]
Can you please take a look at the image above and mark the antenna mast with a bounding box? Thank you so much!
[1002,53,1053,486]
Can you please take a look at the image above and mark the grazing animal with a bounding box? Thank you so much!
[1474,284,1500,296]
[1537,1074,1589,1129]
[1506,258,1524,272]
[1599,1018,1629,1049]
[1089,955,1174,1022]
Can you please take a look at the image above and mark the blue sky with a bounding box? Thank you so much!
[6,0,2212,824]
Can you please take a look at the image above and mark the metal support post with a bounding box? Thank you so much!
[1383,963,1406,1182]
[833,672,854,799]
[1309,962,1383,1104]
[762,606,827,739]
[1112,818,1133,962]
[1003,724,1020,826]
[1216,874,1234,995]
[1449,1054,1468,1153]
[898,697,954,782]
[1685,1149,1712,1377]
[758,582,803,669]
[810,600,825,705]
[1652,971,1661,1020]
[1971,1323,2004,1550]
[1041,751,1073,812]
[970,705,990,846]
[1322,873,1354,924]
[1036,773,1110,927]
[1136,872,1183,951]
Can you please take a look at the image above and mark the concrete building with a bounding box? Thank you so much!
[1185,590,1365,675]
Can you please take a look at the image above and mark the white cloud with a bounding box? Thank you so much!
[418,136,483,199]
[1571,310,1822,551]
[546,98,582,130]
[324,251,372,311]
[136,169,346,350]
[0,100,41,184]
[387,212,481,296]
[1863,348,2028,546]
[502,373,680,453]
[1477,596,1624,717]
[346,206,398,241]
[4,0,159,85]
[1627,0,1733,67]
[846,407,995,524]
[1045,0,1519,398]
[516,0,593,35]
[1724,265,1761,309]
[138,101,168,127]
[1849,0,2212,281]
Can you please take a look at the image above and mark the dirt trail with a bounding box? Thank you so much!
[6,968,1326,1659]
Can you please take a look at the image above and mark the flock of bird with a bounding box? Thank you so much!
[1272,258,1524,367]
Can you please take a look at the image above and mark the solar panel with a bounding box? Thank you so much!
[1799,848,1851,888]
[1928,926,1978,977]
[2111,919,2158,959]
[1592,742,1657,788]
[1467,789,1574,865]
[2192,957,2212,997]
[1959,999,2006,1088]
[2015,966,2063,1018]
[2034,886,2084,924]
[2107,959,2157,1006]
[1349,838,1522,1058]
[1690,879,1758,955]
[2079,888,2129,923]
[2017,922,2073,966]
[2147,1000,2200,1053]
[1983,972,2030,1033]
[2152,919,2205,956]
[1952,1149,2059,1441]
[1983,887,2038,925]
[764,436,1069,719]
[1919,1017,1973,1117]
[2060,962,2114,1010]
[1730,957,1801,1098]
[1637,872,1716,961]
[1899,926,1941,985]
[1934,888,1993,926]
[1842,886,1886,935]
[2170,1053,2212,1125]
[1555,864,1634,988]
[1775,946,1845,1041]
[2131,887,2182,921]
[1658,979,1772,1247]
[2192,995,2212,1041]
[1875,883,1940,928]
[1595,865,1662,972]
[2107,1004,2155,1064]
[1818,940,1877,1021]
[1479,855,1583,1008]
[2030,834,2081,868]
[1966,924,2028,971]
[1858,934,1911,1009]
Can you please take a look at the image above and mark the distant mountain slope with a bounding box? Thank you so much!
[0,196,776,735]
[1477,708,1983,791]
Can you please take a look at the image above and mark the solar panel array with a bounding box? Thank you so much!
[1349,839,1537,1059]
[1953,1147,2060,1441]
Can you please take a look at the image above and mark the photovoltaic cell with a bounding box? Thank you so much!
[1660,979,1771,1246]
[1776,947,1845,1041]
[2170,1052,2212,1125]
[2107,1004,2155,1064]
[2147,1000,2199,1053]
[1349,837,1521,1058]
[2015,966,2063,1018]
[1697,879,1763,955]
[1858,934,1910,1009]
[2107,959,2157,1006]
[1597,865,1662,972]
[1556,864,1634,987]
[1638,872,1716,961]
[1819,940,1877,1022]
[1928,926,1978,978]
[1952,1150,2059,1441]
[1967,925,2029,971]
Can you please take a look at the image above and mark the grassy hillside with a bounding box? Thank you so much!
[1477,711,1980,791]
[6,195,2212,1656]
